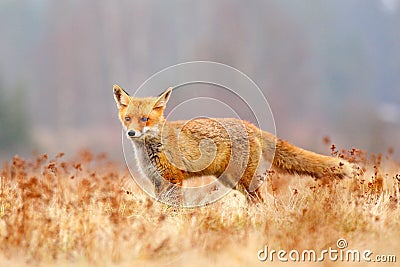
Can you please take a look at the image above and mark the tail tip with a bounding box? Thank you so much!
[340,161,362,179]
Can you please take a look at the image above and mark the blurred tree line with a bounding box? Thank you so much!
[0,0,399,158]
[0,82,30,152]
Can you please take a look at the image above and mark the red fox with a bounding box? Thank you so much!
[113,84,358,203]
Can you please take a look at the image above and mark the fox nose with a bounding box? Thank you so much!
[127,130,136,137]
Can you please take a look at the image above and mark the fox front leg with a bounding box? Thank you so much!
[152,175,183,207]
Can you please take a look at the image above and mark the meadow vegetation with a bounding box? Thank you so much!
[0,143,399,266]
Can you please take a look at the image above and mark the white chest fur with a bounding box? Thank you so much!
[130,139,162,184]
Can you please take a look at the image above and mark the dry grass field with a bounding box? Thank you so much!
[0,144,399,266]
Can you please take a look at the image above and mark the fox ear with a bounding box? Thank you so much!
[113,84,130,108]
[154,87,173,109]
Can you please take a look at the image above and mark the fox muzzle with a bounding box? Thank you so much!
[127,130,142,138]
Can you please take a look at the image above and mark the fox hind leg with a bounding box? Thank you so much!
[235,167,267,204]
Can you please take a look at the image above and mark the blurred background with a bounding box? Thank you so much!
[0,0,399,162]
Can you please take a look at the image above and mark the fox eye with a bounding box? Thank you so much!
[141,117,149,122]
[125,116,131,122]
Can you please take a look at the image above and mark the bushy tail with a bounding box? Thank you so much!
[262,132,358,179]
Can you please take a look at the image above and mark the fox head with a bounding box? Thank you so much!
[113,84,172,139]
